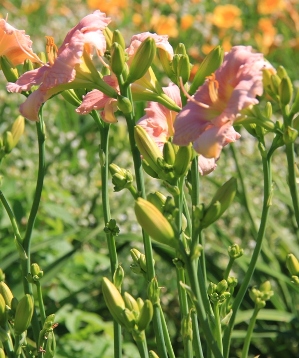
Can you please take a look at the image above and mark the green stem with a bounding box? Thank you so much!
[222,150,272,358]
[152,304,168,358]
[159,304,176,358]
[91,111,122,358]
[2,333,14,358]
[135,338,149,358]
[223,258,234,281]
[36,282,46,325]
[241,306,260,358]
[285,142,299,232]
[191,310,204,358]
[213,302,223,354]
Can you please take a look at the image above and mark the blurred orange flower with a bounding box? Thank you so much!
[180,14,194,30]
[255,18,276,54]
[151,14,178,38]
[257,0,285,15]
[211,5,242,29]
[87,0,128,17]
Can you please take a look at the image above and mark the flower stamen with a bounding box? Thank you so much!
[206,73,219,103]
[45,36,58,66]
[179,77,210,109]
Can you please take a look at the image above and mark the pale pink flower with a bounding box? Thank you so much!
[173,46,270,160]
[6,11,110,121]
[0,18,42,66]
[76,75,119,123]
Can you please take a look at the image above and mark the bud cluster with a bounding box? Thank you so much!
[130,249,154,277]
[286,253,299,285]
[249,281,274,309]
[207,279,231,305]
[0,116,25,161]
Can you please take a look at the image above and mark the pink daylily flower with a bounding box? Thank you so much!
[0,18,42,66]
[173,46,270,160]
[6,11,110,121]
[138,83,216,175]
[76,75,119,123]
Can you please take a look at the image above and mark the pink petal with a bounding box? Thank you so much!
[198,156,217,176]
[0,19,41,66]
[6,66,48,93]
[76,89,108,114]
[19,89,50,121]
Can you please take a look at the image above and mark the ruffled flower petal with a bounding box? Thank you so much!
[0,19,41,66]
[198,156,217,176]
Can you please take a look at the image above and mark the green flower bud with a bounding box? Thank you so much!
[286,253,299,276]
[44,330,56,358]
[147,192,166,212]
[201,177,237,228]
[102,277,126,327]
[142,159,159,178]
[113,265,124,291]
[163,141,176,165]
[221,309,232,327]
[216,280,228,295]
[134,125,163,175]
[283,126,298,144]
[11,116,25,148]
[123,292,139,315]
[207,282,217,296]
[126,37,156,83]
[0,348,5,358]
[228,244,243,259]
[270,74,281,95]
[158,48,176,82]
[135,198,176,247]
[111,42,126,77]
[31,263,43,281]
[149,351,159,358]
[0,294,7,326]
[117,95,132,113]
[291,275,299,285]
[130,248,141,264]
[0,270,5,282]
[175,43,187,56]
[227,277,238,289]
[255,298,266,309]
[181,314,192,341]
[104,27,113,50]
[277,65,288,79]
[104,219,120,236]
[137,299,153,331]
[290,89,299,118]
[0,56,19,82]
[279,76,293,106]
[0,282,13,307]
[112,30,126,49]
[265,102,273,119]
[189,46,224,96]
[122,308,136,330]
[14,294,34,335]
[178,55,191,84]
[137,297,144,311]
[3,131,14,154]
[173,144,193,177]
[147,278,160,305]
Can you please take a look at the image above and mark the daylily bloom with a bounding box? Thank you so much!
[6,11,111,121]
[0,18,42,66]
[173,46,271,161]
[137,83,216,175]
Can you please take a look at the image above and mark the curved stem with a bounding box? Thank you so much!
[213,302,223,354]
[35,281,46,325]
[223,150,272,358]
[241,306,260,358]
[91,111,122,358]
[159,304,176,358]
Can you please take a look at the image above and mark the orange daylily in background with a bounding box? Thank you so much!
[257,0,285,15]
[211,5,242,30]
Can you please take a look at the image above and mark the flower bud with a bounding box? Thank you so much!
[163,141,176,165]
[149,351,159,358]
[44,330,56,358]
[11,116,25,148]
[147,192,166,212]
[201,202,221,228]
[142,159,159,178]
[31,263,43,281]
[173,144,192,177]
[290,89,299,118]
[123,292,139,315]
[14,294,34,335]
[113,265,124,291]
[216,280,228,295]
[122,308,136,330]
[126,37,156,83]
[0,56,19,82]
[117,95,132,113]
[265,102,273,118]
[0,294,7,326]
[135,198,176,247]
[102,277,126,327]
[228,244,243,259]
[0,282,13,307]
[3,131,14,154]
[111,42,126,77]
[147,278,160,305]
[283,126,298,144]
[158,48,175,82]
[0,348,5,358]
[137,299,153,331]
[279,76,293,106]
[137,297,144,311]
[181,313,193,341]
[104,27,113,50]
[277,66,288,79]
[178,55,191,84]
[134,125,163,175]
[112,30,126,50]
[189,46,224,95]
[286,253,299,276]
[255,297,266,309]
[270,74,281,95]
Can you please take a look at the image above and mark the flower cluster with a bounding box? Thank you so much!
[1,11,271,175]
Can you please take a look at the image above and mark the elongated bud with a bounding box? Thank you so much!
[112,30,126,49]
[14,294,34,335]
[113,265,124,290]
[142,159,159,178]
[189,46,224,95]
[158,48,175,81]
[149,351,159,358]
[216,280,228,294]
[44,330,56,358]
[137,299,153,331]
[117,95,132,113]
[279,76,293,106]
[23,58,34,73]
[270,74,281,95]
[0,282,13,307]
[277,66,288,79]
[122,308,136,330]
[181,313,192,340]
[123,292,139,315]
[163,141,176,165]
[265,102,272,118]
[177,55,191,84]
[147,192,166,212]
[286,253,299,276]
[102,277,126,327]
[147,278,160,305]
[135,198,176,247]
[290,89,299,118]
[173,144,193,177]
[0,294,7,326]
[201,177,237,228]
[104,27,113,49]
[0,56,19,82]
[134,125,163,174]
[3,131,14,153]
[111,42,126,77]
[126,37,156,83]
[11,116,25,147]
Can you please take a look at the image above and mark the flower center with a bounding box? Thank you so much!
[45,36,58,66]
[206,73,219,103]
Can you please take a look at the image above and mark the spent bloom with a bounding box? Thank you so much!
[0,17,42,66]
[6,11,111,121]
[173,46,272,162]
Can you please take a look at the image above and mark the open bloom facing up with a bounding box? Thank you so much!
[0,18,42,66]
[173,46,271,162]
[6,11,111,121]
